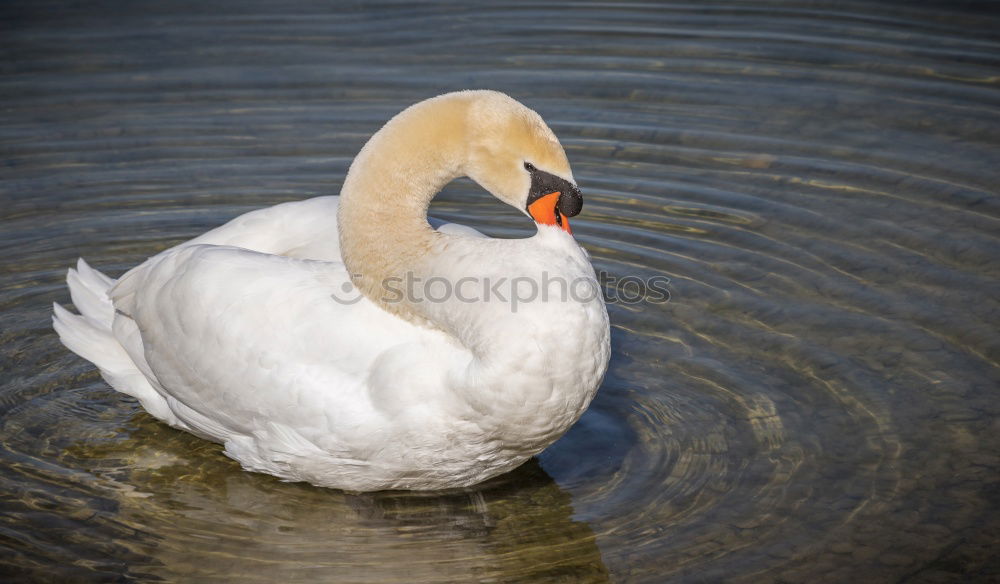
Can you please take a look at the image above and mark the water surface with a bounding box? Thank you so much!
[2,1,999,582]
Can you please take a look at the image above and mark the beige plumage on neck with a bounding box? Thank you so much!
[337,90,575,322]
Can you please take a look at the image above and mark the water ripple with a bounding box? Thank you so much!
[2,1,999,582]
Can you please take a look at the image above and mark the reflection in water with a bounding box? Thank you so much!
[2,0,999,582]
[3,385,608,582]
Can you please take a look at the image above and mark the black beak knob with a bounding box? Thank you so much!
[557,186,583,218]
[524,161,584,217]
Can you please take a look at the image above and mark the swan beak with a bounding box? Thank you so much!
[528,192,573,234]
[524,162,583,235]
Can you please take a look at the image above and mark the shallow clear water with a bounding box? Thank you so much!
[2,1,999,582]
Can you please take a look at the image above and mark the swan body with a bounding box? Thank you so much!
[53,91,610,491]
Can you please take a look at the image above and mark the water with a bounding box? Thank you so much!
[2,1,999,582]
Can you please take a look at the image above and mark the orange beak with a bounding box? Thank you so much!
[527,191,572,234]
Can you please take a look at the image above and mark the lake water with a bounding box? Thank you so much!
[2,1,998,582]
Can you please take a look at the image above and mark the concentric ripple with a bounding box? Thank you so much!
[2,1,999,582]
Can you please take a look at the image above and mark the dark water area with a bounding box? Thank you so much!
[2,1,999,582]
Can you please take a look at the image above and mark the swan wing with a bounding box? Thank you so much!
[179,195,485,260]
[56,196,488,488]
[184,196,345,261]
[428,216,487,239]
[109,244,442,452]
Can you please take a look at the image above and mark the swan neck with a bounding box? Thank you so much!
[337,96,472,323]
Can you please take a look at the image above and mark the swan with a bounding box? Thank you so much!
[52,90,611,491]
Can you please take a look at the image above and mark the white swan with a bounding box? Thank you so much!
[53,90,610,491]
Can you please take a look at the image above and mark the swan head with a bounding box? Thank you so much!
[463,91,583,233]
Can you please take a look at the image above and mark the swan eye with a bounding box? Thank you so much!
[524,161,535,172]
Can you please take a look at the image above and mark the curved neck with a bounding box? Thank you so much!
[337,95,474,323]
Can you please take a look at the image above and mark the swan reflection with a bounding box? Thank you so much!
[76,412,611,583]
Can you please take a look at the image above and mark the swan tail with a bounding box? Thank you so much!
[53,259,128,374]
[52,260,182,426]
[66,258,116,328]
[52,302,129,373]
